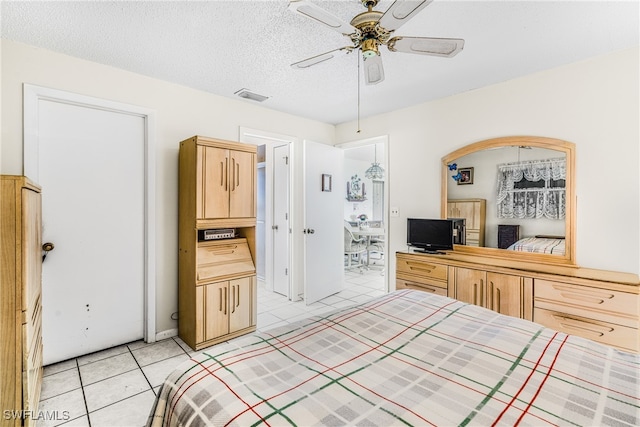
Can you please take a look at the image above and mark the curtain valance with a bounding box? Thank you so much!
[496,157,566,219]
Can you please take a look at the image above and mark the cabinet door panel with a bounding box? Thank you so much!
[229,150,255,218]
[230,277,253,332]
[487,273,522,318]
[199,146,229,219]
[455,268,485,306]
[203,282,229,342]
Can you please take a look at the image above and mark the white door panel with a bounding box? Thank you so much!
[38,100,145,364]
[273,144,290,296]
[304,141,344,305]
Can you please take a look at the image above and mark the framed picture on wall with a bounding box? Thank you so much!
[458,168,473,185]
[457,167,474,185]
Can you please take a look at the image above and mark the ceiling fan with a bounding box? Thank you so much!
[289,0,464,85]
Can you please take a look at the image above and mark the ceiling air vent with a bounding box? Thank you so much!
[234,88,269,103]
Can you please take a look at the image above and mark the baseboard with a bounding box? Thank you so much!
[155,328,178,341]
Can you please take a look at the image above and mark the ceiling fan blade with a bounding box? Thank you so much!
[291,46,354,69]
[379,0,434,32]
[363,54,385,85]
[387,36,464,57]
[288,0,356,35]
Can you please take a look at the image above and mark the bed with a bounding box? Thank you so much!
[507,236,566,256]
[147,290,638,426]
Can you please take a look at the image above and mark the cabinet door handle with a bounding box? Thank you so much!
[220,161,225,187]
[219,287,223,313]
[473,283,478,306]
[224,158,229,191]
[236,161,240,189]
[236,285,241,309]
[231,285,236,314]
[224,287,228,315]
[230,158,235,191]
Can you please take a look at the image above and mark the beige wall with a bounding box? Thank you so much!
[2,39,638,339]
[1,40,335,335]
[336,47,640,276]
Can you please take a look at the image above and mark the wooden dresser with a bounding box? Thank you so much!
[178,136,257,351]
[396,251,640,353]
[447,198,486,247]
[1,176,43,426]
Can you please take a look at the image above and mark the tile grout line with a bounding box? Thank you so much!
[75,358,92,427]
[128,344,156,395]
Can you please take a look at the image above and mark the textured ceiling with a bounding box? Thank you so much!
[2,1,638,125]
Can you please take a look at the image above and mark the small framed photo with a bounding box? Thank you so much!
[322,174,332,192]
[457,167,474,185]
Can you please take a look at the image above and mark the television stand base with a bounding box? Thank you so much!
[413,249,445,255]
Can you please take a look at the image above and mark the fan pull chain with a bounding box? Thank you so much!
[357,53,361,133]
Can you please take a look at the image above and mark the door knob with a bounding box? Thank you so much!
[42,242,55,261]
[303,228,315,234]
[272,225,279,230]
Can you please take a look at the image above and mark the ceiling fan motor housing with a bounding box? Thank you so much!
[350,10,390,58]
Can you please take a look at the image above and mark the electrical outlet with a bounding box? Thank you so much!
[390,207,399,217]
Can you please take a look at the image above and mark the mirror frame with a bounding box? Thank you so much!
[441,136,576,266]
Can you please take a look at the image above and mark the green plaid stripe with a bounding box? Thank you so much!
[149,290,639,427]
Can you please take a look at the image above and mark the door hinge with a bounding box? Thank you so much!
[284,156,289,165]
[285,213,288,220]
[285,268,288,276]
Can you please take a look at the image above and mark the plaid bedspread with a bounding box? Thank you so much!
[508,237,566,255]
[147,290,639,426]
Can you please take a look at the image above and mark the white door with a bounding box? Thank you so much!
[273,144,290,296]
[239,128,294,297]
[303,141,344,304]
[35,99,146,364]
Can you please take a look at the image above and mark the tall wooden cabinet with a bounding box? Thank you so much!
[447,198,486,246]
[1,176,43,427]
[179,136,257,351]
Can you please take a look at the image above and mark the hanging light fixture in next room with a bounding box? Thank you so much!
[365,144,384,180]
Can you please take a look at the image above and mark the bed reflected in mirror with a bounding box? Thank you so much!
[441,136,576,265]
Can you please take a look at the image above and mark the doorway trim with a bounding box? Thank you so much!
[239,127,296,299]
[23,84,157,343]
[336,135,390,292]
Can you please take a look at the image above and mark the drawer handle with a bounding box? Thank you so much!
[552,315,614,337]
[209,248,236,255]
[552,284,614,299]
[406,262,439,273]
[559,292,608,305]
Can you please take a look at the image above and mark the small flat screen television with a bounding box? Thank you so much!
[407,218,454,253]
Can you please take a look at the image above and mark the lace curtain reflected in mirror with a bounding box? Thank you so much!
[496,157,566,220]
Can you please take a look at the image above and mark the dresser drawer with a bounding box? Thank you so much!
[396,258,448,282]
[396,279,447,296]
[535,279,639,318]
[534,308,638,352]
[197,238,254,282]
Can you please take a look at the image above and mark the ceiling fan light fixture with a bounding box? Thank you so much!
[361,38,379,58]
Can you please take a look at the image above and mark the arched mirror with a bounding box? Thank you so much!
[441,136,576,265]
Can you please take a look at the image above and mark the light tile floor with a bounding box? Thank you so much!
[38,268,386,427]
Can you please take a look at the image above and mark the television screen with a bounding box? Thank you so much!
[407,218,454,253]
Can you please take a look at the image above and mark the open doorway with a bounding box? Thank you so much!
[338,136,389,293]
[240,128,293,299]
